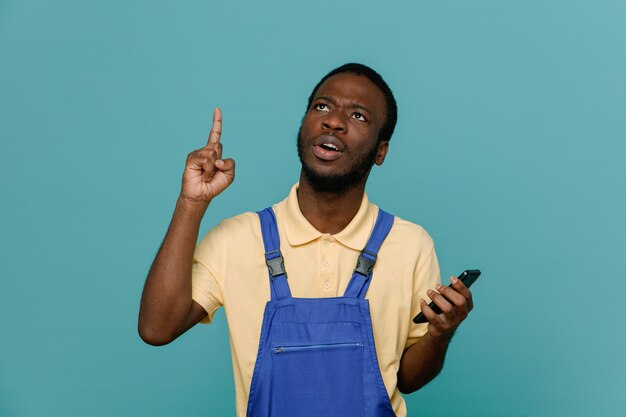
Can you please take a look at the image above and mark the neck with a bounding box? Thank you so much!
[297,172,367,235]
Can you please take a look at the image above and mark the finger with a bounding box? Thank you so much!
[202,158,216,182]
[187,152,214,170]
[191,147,219,158]
[207,107,223,145]
[427,289,454,315]
[188,150,218,172]
[449,276,469,297]
[436,283,466,308]
[200,141,223,159]
[419,299,441,324]
[449,276,474,310]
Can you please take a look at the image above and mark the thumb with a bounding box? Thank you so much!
[216,158,235,172]
[215,158,235,183]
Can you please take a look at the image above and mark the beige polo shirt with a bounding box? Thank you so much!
[191,183,440,417]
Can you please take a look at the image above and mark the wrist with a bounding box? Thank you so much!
[425,327,455,346]
[177,194,210,213]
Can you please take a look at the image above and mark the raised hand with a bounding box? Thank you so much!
[180,108,235,204]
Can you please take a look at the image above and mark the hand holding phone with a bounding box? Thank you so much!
[413,269,481,324]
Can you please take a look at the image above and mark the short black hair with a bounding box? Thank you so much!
[306,63,398,143]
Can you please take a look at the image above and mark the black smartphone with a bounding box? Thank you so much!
[413,269,481,324]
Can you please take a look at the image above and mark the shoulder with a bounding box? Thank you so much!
[196,211,261,244]
[195,211,264,263]
[214,211,263,242]
[218,211,259,230]
[386,212,435,252]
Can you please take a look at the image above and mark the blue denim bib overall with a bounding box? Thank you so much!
[245,207,397,417]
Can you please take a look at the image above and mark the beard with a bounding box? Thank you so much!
[297,127,379,194]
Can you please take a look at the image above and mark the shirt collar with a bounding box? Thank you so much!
[281,183,377,251]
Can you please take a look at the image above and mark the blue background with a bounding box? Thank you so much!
[1,0,625,416]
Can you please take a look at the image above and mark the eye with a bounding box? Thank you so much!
[313,103,330,111]
[352,112,367,122]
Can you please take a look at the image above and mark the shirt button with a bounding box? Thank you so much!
[323,281,330,289]
[323,258,331,266]
[322,240,330,246]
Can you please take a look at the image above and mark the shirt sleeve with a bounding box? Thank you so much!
[191,223,225,324]
[405,246,441,348]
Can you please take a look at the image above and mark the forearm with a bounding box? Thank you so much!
[396,331,453,394]
[138,195,209,345]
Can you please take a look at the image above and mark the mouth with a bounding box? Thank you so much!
[312,135,344,161]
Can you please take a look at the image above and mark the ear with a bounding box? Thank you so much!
[374,141,389,166]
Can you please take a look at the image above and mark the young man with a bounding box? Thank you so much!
[138,63,474,417]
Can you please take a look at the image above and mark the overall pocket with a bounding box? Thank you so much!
[271,342,364,417]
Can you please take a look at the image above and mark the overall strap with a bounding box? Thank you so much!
[343,209,395,299]
[257,207,292,301]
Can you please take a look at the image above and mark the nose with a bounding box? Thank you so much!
[321,110,347,133]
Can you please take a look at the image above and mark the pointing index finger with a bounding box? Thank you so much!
[207,107,223,145]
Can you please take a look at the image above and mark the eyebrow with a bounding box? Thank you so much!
[315,96,372,115]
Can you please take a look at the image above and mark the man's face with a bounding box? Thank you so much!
[297,72,389,193]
